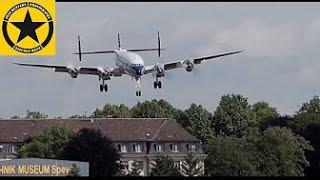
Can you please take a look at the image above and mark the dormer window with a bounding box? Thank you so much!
[186,144,196,152]
[133,144,142,153]
[154,144,163,152]
[170,144,179,152]
[10,145,17,153]
[118,144,127,153]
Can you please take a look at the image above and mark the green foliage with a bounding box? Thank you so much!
[150,154,181,176]
[212,94,256,137]
[11,115,21,119]
[252,101,278,124]
[26,110,48,119]
[131,99,181,118]
[178,103,214,144]
[67,164,81,177]
[253,126,313,176]
[204,126,313,176]
[18,124,75,158]
[91,104,131,118]
[69,113,88,118]
[204,135,257,176]
[126,161,143,176]
[304,123,320,176]
[180,153,203,176]
[292,95,320,134]
[61,128,122,177]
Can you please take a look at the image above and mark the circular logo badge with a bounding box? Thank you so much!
[2,2,54,54]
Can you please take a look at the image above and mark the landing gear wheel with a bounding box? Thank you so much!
[136,91,142,96]
[104,84,108,92]
[99,84,103,92]
[158,81,162,89]
[153,81,157,89]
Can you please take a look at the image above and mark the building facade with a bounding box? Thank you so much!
[0,118,205,176]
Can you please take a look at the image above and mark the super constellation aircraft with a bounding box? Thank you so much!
[14,32,243,96]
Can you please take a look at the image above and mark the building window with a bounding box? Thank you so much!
[170,144,179,152]
[154,144,163,152]
[190,144,196,152]
[118,144,127,153]
[133,144,142,153]
[10,145,16,153]
[0,145,3,153]
[186,144,196,152]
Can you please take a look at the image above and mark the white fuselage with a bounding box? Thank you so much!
[114,50,145,79]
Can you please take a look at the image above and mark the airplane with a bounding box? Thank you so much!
[14,31,244,96]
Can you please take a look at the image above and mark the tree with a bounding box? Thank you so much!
[91,104,131,118]
[126,161,142,176]
[25,110,48,119]
[204,135,257,176]
[178,104,214,144]
[212,94,256,137]
[292,95,320,134]
[252,101,278,125]
[180,153,203,176]
[18,124,75,158]
[11,115,21,119]
[254,127,313,176]
[131,99,181,118]
[60,128,122,177]
[150,154,181,176]
[290,96,320,176]
[303,123,320,176]
[67,164,81,177]
[260,115,293,132]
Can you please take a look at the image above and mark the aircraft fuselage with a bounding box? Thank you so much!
[114,50,145,79]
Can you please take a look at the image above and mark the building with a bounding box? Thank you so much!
[0,118,205,176]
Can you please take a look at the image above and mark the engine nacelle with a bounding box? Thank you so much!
[67,66,79,78]
[183,59,195,72]
[153,63,165,77]
[97,67,111,80]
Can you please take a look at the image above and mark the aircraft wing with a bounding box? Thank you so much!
[144,50,244,75]
[164,50,244,70]
[13,63,124,77]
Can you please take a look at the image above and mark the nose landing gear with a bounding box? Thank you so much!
[135,77,142,97]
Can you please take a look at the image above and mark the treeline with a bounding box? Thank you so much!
[7,94,320,176]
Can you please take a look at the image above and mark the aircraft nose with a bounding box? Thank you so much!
[133,66,144,75]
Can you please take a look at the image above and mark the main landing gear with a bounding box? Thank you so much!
[99,80,108,92]
[136,91,141,96]
[153,77,162,89]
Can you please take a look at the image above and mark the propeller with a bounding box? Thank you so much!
[157,31,161,58]
[77,35,82,61]
[118,32,121,49]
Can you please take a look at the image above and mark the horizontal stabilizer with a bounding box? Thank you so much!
[73,50,115,55]
[73,48,165,55]
[127,48,166,52]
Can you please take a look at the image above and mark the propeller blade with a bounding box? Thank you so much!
[118,32,121,49]
[157,31,160,57]
[77,35,82,61]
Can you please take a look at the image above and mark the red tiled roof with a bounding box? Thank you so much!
[0,118,199,142]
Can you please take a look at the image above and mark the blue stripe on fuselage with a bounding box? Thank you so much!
[116,55,144,76]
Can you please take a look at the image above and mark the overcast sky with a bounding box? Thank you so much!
[1,2,320,118]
